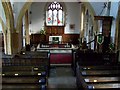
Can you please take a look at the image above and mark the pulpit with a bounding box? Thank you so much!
[94,16,113,52]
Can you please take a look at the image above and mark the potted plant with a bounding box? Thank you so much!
[39,27,46,43]
[40,27,46,35]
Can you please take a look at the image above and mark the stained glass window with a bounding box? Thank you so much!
[46,1,64,26]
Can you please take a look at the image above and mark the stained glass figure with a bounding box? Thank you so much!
[46,1,64,26]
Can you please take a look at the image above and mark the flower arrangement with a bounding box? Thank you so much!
[40,27,46,35]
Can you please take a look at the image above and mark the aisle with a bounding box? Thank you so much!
[48,66,77,90]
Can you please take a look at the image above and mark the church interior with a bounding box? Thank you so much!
[0,0,120,89]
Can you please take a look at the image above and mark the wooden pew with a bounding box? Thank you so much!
[77,70,120,89]
[80,65,120,70]
[83,76,120,83]
[81,70,120,76]
[2,51,50,90]
[2,66,47,90]
[20,51,49,58]
[2,84,46,90]
[2,66,47,76]
[87,83,120,89]
[76,63,120,89]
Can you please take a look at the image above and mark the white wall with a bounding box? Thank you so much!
[29,2,81,34]
[13,2,26,27]
[0,0,6,25]
[0,23,2,33]
[89,1,119,44]
[29,2,46,34]
[89,2,105,16]
[64,2,80,34]
[110,2,119,43]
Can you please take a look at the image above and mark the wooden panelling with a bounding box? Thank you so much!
[30,34,46,44]
[30,33,80,45]
[62,34,80,44]
[94,16,113,52]
[46,26,64,35]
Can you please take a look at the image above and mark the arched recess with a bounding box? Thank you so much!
[0,16,7,53]
[80,1,98,50]
[83,2,98,33]
[16,1,32,52]
[2,0,17,55]
[2,1,13,55]
[0,16,6,34]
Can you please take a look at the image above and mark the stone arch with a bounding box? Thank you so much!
[0,16,6,34]
[16,2,32,33]
[82,2,98,35]
[2,1,12,54]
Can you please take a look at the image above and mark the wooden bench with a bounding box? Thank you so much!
[87,83,120,89]
[2,65,47,76]
[73,50,118,75]
[76,63,120,89]
[2,51,50,90]
[80,65,120,70]
[2,83,45,90]
[2,66,47,90]
[2,51,50,66]
[83,76,120,83]
[77,71,120,89]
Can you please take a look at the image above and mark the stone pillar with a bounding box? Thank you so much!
[6,29,12,55]
[11,32,19,54]
[3,32,7,54]
[25,10,30,45]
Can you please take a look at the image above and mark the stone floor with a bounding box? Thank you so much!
[47,66,77,90]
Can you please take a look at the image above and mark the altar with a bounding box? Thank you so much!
[37,44,77,65]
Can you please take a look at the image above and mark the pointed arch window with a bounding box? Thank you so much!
[46,1,64,26]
